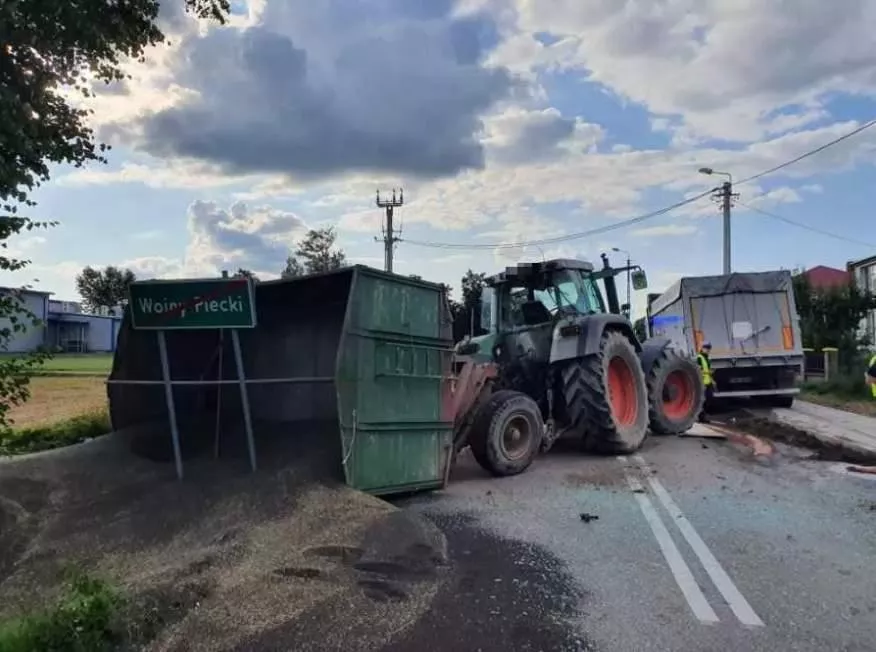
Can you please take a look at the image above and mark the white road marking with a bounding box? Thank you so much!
[633,454,766,628]
[621,468,720,624]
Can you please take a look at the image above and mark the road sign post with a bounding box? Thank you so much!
[127,278,258,479]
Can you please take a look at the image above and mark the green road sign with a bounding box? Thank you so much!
[128,277,257,330]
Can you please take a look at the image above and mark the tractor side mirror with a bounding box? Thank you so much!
[456,340,480,356]
[631,269,648,290]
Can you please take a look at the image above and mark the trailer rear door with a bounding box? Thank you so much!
[688,291,796,357]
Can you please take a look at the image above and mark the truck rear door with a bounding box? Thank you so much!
[688,291,797,358]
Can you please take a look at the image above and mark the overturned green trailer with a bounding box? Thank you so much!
[107,266,455,495]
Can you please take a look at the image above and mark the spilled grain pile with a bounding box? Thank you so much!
[0,425,447,651]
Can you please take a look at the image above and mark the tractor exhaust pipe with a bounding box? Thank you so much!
[600,253,621,315]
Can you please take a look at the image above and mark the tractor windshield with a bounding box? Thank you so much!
[500,269,605,329]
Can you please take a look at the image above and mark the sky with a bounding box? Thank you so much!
[7,0,876,318]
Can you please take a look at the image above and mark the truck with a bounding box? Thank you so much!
[647,270,804,408]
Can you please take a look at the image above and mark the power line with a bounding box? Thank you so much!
[403,189,714,250]
[737,117,876,186]
[737,200,875,249]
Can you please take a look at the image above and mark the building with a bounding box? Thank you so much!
[848,254,876,345]
[0,287,122,354]
[800,265,851,291]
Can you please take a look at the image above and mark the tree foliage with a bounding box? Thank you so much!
[792,274,876,366]
[75,266,136,314]
[233,268,259,282]
[1,1,229,427]
[281,227,347,278]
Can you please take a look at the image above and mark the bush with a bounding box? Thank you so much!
[802,375,871,401]
[0,572,119,652]
[0,409,109,456]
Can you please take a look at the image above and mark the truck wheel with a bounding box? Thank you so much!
[647,349,704,435]
[469,390,543,477]
[561,331,649,454]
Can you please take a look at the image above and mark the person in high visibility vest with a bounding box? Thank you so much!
[867,352,876,399]
[697,342,714,423]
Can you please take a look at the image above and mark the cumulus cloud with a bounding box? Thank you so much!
[98,0,516,181]
[183,200,307,275]
[498,0,876,142]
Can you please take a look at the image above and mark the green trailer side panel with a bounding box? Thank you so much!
[336,268,453,495]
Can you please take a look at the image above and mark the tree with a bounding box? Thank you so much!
[792,274,876,372]
[1,1,229,426]
[282,227,347,278]
[234,268,259,282]
[75,266,136,314]
[457,270,487,337]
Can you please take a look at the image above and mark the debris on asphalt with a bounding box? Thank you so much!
[579,513,599,523]
[632,488,646,494]
[679,423,727,439]
[847,465,876,476]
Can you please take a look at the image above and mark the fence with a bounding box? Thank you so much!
[803,347,873,383]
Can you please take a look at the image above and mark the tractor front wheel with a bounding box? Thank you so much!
[561,331,649,454]
[470,390,544,477]
[646,348,704,435]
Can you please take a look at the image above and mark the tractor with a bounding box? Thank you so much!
[449,255,704,477]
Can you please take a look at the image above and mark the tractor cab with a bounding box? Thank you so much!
[485,259,606,331]
[458,257,648,361]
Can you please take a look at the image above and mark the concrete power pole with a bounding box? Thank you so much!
[699,167,737,275]
[375,188,404,273]
[720,181,733,275]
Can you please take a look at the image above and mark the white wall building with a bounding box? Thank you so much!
[0,287,122,354]
[848,254,876,345]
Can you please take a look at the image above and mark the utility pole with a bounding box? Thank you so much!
[698,168,737,275]
[720,181,733,275]
[375,188,404,273]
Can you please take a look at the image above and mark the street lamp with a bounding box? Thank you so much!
[698,167,734,275]
[611,247,632,318]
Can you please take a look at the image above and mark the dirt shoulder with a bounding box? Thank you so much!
[0,428,447,650]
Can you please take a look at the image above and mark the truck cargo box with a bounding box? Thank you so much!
[649,271,803,400]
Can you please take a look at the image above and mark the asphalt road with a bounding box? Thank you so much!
[394,433,876,652]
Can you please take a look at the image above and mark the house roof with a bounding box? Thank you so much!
[801,265,851,290]
[848,254,876,270]
[0,285,53,296]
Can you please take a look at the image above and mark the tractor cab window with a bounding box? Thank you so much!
[480,286,496,332]
[552,270,605,316]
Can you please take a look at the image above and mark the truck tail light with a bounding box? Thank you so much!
[782,326,794,350]
[693,330,704,351]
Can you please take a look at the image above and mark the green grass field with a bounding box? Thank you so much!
[1,352,114,376]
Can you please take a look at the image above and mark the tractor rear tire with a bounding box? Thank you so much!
[561,331,649,454]
[647,348,704,435]
[469,390,543,477]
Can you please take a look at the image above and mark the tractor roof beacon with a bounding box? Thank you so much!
[451,256,704,478]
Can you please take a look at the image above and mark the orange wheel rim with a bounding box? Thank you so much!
[607,357,638,426]
[662,370,694,420]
